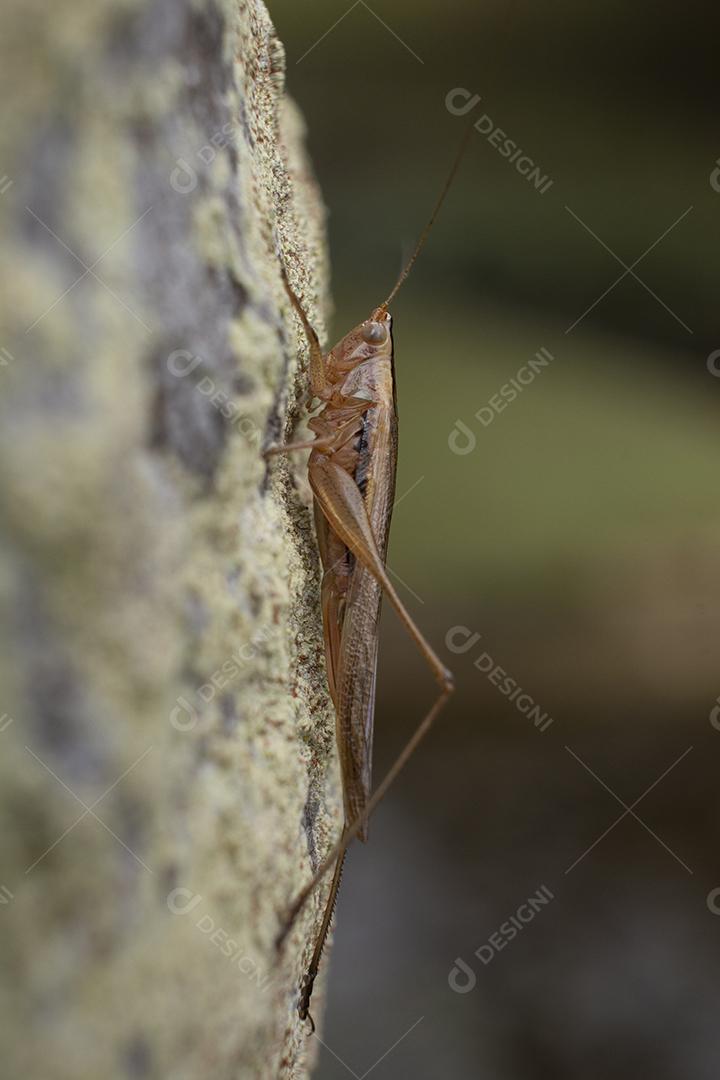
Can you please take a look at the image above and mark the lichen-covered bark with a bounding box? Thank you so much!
[0,2,339,1076]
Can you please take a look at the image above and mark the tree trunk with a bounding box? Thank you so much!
[0,1,338,1076]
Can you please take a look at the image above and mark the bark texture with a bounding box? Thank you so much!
[0,2,339,1076]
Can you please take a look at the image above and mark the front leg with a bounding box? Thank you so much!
[263,399,372,458]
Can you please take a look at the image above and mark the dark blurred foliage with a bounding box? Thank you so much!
[270,3,720,1076]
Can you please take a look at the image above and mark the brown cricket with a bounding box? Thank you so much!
[267,129,469,1030]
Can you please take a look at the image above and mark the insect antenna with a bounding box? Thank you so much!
[375,122,472,315]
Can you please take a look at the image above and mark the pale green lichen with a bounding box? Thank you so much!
[0,1,337,1077]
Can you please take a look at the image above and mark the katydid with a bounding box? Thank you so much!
[266,128,469,1029]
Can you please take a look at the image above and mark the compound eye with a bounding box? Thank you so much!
[361,321,388,345]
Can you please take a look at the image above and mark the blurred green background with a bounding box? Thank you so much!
[272,3,720,1077]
